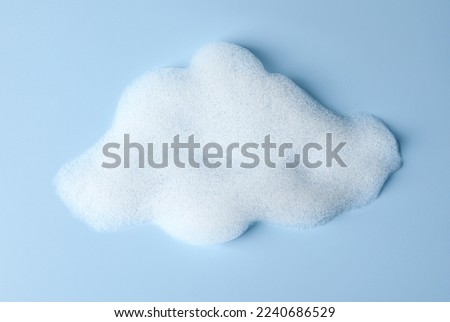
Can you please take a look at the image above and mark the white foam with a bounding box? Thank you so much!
[55,43,401,245]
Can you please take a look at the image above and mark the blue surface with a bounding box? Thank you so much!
[1,0,449,301]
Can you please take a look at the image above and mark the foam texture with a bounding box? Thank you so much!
[55,43,401,245]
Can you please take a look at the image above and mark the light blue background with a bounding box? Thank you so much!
[1,0,449,301]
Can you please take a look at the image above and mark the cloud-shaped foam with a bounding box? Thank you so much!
[55,43,401,245]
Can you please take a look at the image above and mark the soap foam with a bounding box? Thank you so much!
[55,43,401,245]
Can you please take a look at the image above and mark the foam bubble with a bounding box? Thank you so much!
[55,43,401,245]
